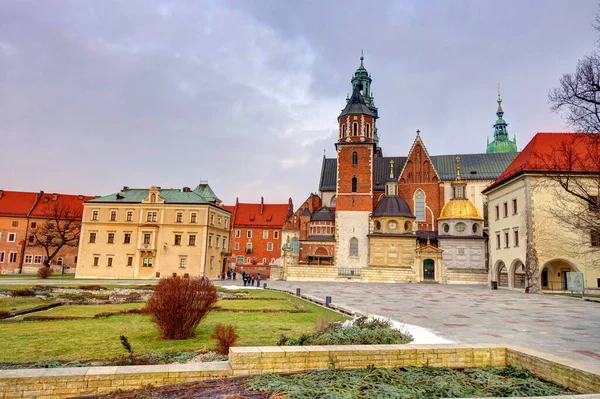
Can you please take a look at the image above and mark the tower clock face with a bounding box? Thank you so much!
[388,221,397,230]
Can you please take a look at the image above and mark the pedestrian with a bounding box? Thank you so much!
[233,271,237,281]
[221,272,225,281]
[243,272,247,286]
[227,270,231,280]
[257,272,261,287]
[251,274,255,287]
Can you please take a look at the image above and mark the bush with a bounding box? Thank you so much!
[78,285,105,291]
[211,324,239,355]
[12,289,35,297]
[146,276,218,340]
[0,311,11,319]
[37,267,52,279]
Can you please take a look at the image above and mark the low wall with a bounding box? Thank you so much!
[1,345,599,398]
[360,266,413,282]
[285,265,339,281]
[445,269,488,284]
[233,265,271,280]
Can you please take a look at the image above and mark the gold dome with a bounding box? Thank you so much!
[438,199,483,220]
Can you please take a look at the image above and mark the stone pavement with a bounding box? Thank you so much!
[257,281,600,367]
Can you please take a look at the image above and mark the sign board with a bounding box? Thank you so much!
[566,272,584,293]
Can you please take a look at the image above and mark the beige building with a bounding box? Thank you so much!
[75,184,230,279]
[484,133,600,291]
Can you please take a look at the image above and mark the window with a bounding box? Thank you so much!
[191,212,197,223]
[43,255,48,264]
[143,233,151,245]
[218,216,222,224]
[236,256,244,264]
[366,124,370,137]
[34,255,42,264]
[89,232,96,243]
[271,258,275,264]
[28,235,34,243]
[210,256,214,268]
[56,257,63,265]
[225,218,229,228]
[211,214,215,224]
[504,232,510,248]
[592,230,600,247]
[124,233,131,244]
[267,242,273,251]
[352,176,357,193]
[74,256,78,264]
[274,231,279,239]
[107,257,113,267]
[12,221,18,227]
[216,235,220,248]
[331,196,337,207]
[495,205,499,220]
[247,230,252,238]
[352,152,358,165]
[189,235,196,246]
[31,222,36,228]
[512,199,518,214]
[514,230,519,247]
[143,257,153,267]
[235,229,241,238]
[127,256,133,266]
[353,122,358,136]
[208,235,213,247]
[223,237,227,249]
[247,257,251,263]
[174,234,182,246]
[262,257,267,264]
[349,237,359,257]
[415,190,425,221]
[24,255,32,264]
[92,210,99,221]
[0,252,4,263]
[48,223,54,229]
[93,256,99,266]
[180,258,187,268]
[234,242,239,250]
[176,212,183,223]
[496,233,501,249]
[110,210,117,221]
[342,124,347,137]
[147,211,157,222]
[7,233,16,243]
[107,233,115,244]
[263,230,268,239]
[126,211,133,222]
[503,202,508,217]
[246,242,252,252]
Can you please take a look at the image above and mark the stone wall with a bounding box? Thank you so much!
[360,266,414,283]
[335,210,370,269]
[286,265,338,281]
[444,268,489,284]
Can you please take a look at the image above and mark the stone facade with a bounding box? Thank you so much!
[335,210,370,269]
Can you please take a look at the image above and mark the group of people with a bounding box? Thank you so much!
[221,270,237,280]
[242,271,261,287]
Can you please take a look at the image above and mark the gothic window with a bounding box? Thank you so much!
[349,237,359,257]
[352,152,358,165]
[366,124,370,137]
[330,195,336,207]
[415,190,425,221]
[352,177,357,193]
[353,123,358,136]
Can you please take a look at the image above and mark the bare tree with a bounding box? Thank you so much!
[28,202,83,269]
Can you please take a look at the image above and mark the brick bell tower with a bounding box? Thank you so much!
[334,55,377,270]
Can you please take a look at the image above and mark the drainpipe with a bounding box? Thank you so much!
[18,191,43,274]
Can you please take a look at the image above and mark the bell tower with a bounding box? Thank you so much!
[334,55,377,270]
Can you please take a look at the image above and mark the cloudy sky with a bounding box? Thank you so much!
[0,0,597,206]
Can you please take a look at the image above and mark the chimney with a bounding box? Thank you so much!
[52,193,58,201]
[183,187,190,192]
[260,196,264,215]
[122,186,129,192]
[0,190,3,199]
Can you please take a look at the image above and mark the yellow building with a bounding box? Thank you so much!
[75,184,230,279]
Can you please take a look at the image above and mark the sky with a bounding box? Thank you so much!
[0,0,598,207]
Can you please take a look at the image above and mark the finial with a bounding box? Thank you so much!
[455,156,461,180]
[497,82,502,105]
[389,159,395,179]
[360,49,364,65]
[416,129,420,136]
[323,148,326,157]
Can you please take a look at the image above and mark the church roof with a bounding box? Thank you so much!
[311,208,335,221]
[438,199,483,220]
[372,196,414,218]
[319,152,519,192]
[338,85,374,119]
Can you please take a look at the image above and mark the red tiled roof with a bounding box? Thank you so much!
[30,193,95,218]
[485,132,600,191]
[223,205,235,214]
[0,191,40,217]
[228,203,292,228]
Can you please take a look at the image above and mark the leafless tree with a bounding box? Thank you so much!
[28,202,83,269]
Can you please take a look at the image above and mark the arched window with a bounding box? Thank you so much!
[366,124,370,137]
[353,123,358,136]
[330,195,337,207]
[342,125,346,138]
[352,177,357,193]
[415,189,425,221]
[352,152,358,165]
[349,237,359,257]
[150,193,156,203]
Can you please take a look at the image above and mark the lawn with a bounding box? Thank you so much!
[0,289,347,363]
[17,302,144,319]
[0,297,54,313]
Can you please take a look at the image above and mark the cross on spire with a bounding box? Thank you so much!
[416,129,420,136]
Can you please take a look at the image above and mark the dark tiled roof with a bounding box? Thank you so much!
[303,236,336,242]
[319,152,519,192]
[372,196,414,218]
[339,85,374,118]
[311,208,335,221]
[300,208,312,216]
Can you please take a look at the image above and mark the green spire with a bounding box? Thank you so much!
[350,52,378,119]
[486,84,517,153]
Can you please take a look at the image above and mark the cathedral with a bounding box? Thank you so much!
[281,57,518,283]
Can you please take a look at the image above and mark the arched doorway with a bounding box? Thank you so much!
[423,259,435,280]
[541,259,580,291]
[495,261,508,287]
[510,259,525,289]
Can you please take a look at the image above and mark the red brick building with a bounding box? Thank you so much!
[225,197,293,273]
[0,190,93,274]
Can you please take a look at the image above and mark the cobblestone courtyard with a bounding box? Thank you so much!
[263,281,600,367]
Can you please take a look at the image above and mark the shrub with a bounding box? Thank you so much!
[78,285,105,291]
[146,276,218,340]
[0,311,11,319]
[37,267,52,279]
[12,289,35,297]
[120,335,133,356]
[211,324,239,355]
